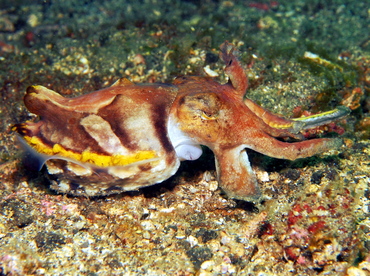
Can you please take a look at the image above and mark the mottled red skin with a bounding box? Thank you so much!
[170,42,343,200]
[15,42,345,201]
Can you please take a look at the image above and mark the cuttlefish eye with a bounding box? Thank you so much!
[180,93,221,120]
[201,111,218,120]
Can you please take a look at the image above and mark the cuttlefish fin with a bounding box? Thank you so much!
[24,85,117,114]
[16,134,49,171]
[214,146,261,202]
[16,134,93,172]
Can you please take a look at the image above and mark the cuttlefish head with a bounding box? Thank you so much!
[171,76,261,201]
[176,92,223,144]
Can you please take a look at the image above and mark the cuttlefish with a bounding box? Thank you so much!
[14,41,349,201]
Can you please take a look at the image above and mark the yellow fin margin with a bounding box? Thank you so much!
[24,136,157,167]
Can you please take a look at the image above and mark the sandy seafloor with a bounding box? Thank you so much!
[0,0,369,275]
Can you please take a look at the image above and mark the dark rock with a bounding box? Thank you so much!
[195,228,218,243]
[35,232,66,251]
[205,52,219,64]
[311,171,324,184]
[0,199,34,228]
[282,169,301,181]
[186,246,213,269]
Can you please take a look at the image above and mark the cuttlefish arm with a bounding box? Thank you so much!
[213,130,344,200]
[220,42,303,139]
[173,42,349,201]
[219,41,248,98]
[213,146,260,201]
[244,98,350,136]
[220,41,350,138]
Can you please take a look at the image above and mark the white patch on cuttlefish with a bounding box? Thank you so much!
[167,115,203,161]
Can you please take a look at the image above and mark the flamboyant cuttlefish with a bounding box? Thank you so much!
[14,42,350,201]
